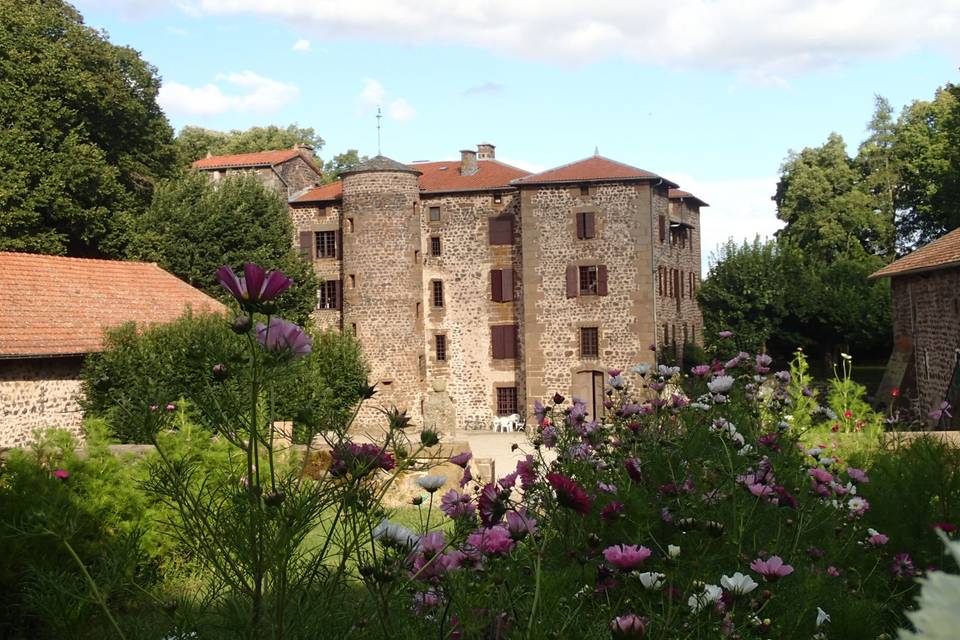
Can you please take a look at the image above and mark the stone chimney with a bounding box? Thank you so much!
[477,143,496,160]
[460,149,478,176]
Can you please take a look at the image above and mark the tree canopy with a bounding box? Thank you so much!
[0,0,177,257]
[127,172,319,324]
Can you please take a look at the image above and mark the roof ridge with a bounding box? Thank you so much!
[0,251,160,267]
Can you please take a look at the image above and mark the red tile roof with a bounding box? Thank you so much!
[669,189,710,207]
[513,155,678,187]
[0,253,227,357]
[415,159,531,193]
[871,227,960,279]
[192,149,316,172]
[290,181,343,203]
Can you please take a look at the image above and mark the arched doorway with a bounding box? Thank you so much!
[572,369,605,420]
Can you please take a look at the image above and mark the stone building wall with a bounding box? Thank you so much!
[0,357,85,448]
[655,197,704,362]
[213,166,284,193]
[520,182,657,417]
[419,191,523,431]
[341,171,424,432]
[890,268,960,421]
[277,155,322,195]
[290,201,343,332]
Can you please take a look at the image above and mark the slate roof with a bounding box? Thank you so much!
[871,227,960,279]
[0,253,227,357]
[513,155,678,187]
[341,155,422,176]
[668,189,710,207]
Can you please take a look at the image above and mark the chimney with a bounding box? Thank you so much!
[294,142,314,151]
[477,143,496,160]
[460,149,478,176]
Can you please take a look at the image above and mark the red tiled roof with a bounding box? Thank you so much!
[290,181,343,203]
[0,253,227,357]
[415,159,531,193]
[668,189,710,207]
[192,149,309,171]
[870,227,960,279]
[513,155,677,187]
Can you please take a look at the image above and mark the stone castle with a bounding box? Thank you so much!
[193,144,707,432]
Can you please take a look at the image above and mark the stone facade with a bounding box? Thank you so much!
[0,357,84,448]
[889,268,960,423]
[656,196,705,360]
[208,153,320,198]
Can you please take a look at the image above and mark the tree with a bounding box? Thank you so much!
[127,173,319,324]
[892,84,960,251]
[175,124,324,167]
[0,0,177,256]
[858,95,899,257]
[321,149,367,183]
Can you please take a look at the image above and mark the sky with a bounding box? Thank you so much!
[73,0,960,271]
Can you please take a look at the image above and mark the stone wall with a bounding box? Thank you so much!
[341,171,424,432]
[656,196,704,362]
[520,182,657,418]
[890,268,960,421]
[419,191,524,431]
[290,201,343,332]
[277,155,322,196]
[0,357,85,448]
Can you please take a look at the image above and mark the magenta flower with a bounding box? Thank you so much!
[602,544,652,572]
[417,531,446,558]
[866,530,889,546]
[439,489,476,520]
[412,589,443,614]
[256,318,312,359]
[625,458,643,483]
[329,442,395,478]
[515,455,536,489]
[53,468,69,480]
[547,473,591,514]
[750,555,794,581]
[478,482,507,526]
[929,401,953,422]
[505,508,538,540]
[691,364,712,377]
[449,451,472,468]
[808,468,833,484]
[826,565,841,577]
[890,552,915,578]
[748,482,775,497]
[601,501,625,521]
[467,525,515,555]
[217,263,293,308]
[458,464,473,488]
[718,330,734,338]
[846,467,870,484]
[609,613,648,638]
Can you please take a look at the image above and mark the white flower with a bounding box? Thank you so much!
[841,353,852,361]
[848,496,868,513]
[372,518,418,548]
[707,375,735,394]
[806,447,822,457]
[688,584,722,613]
[668,544,681,558]
[637,571,665,590]
[632,363,651,376]
[416,475,446,493]
[816,607,831,627]
[899,531,960,639]
[658,364,680,377]
[820,457,835,465]
[692,402,711,410]
[720,571,758,595]
[737,444,753,456]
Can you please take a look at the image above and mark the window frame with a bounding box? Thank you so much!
[429,206,441,222]
[430,235,442,257]
[496,386,518,416]
[315,230,337,258]
[435,334,447,362]
[317,280,340,310]
[580,326,599,359]
[431,280,444,308]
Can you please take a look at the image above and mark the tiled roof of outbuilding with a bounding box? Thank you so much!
[0,252,227,357]
[416,159,530,193]
[668,189,710,207]
[192,149,304,170]
[290,181,343,203]
[513,155,678,187]
[871,227,960,279]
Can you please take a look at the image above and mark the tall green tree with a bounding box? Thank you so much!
[0,0,177,256]
[858,95,899,257]
[321,149,367,183]
[175,124,324,167]
[892,84,960,250]
[127,173,319,324]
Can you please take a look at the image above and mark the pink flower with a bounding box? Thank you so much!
[53,468,69,480]
[439,489,476,520]
[515,455,536,489]
[329,442,394,478]
[467,525,515,555]
[691,364,712,377]
[808,468,833,484]
[505,508,538,540]
[867,532,889,546]
[217,263,292,308]
[458,465,473,488]
[602,544,652,571]
[748,483,774,497]
[826,566,841,577]
[256,318,312,359]
[412,589,442,614]
[625,458,643,483]
[478,482,507,526]
[929,401,953,422]
[547,473,591,514]
[846,467,869,483]
[417,531,446,558]
[601,502,625,521]
[750,555,794,581]
[449,451,472,468]
[718,330,734,338]
[891,553,916,578]
[609,613,648,638]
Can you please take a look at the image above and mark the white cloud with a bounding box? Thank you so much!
[158,71,300,117]
[292,38,311,52]
[176,0,960,76]
[388,98,416,122]
[665,173,784,273]
[356,79,416,121]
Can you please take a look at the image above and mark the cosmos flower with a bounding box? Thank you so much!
[707,375,735,394]
[439,489,476,520]
[449,451,472,468]
[609,614,648,639]
[750,556,794,581]
[688,584,722,613]
[547,473,591,514]
[467,525,515,555]
[602,544,652,571]
[256,318,312,359]
[637,572,665,590]
[505,508,538,540]
[720,571,759,595]
[217,263,292,308]
[416,475,446,493]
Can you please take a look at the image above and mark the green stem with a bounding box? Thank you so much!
[526,548,543,639]
[58,534,128,640]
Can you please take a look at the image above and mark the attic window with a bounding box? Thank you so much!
[580,185,589,196]
[494,193,502,204]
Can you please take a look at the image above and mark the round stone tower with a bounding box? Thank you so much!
[340,156,424,433]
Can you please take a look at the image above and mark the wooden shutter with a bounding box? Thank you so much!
[334,279,342,310]
[584,212,595,239]
[491,269,503,302]
[299,231,314,260]
[679,269,684,298]
[566,265,578,298]
[489,216,513,245]
[597,265,608,296]
[658,215,666,242]
[492,326,504,359]
[576,212,585,239]
[501,268,514,301]
[337,229,343,259]
[506,324,518,359]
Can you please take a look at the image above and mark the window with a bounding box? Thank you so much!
[430,236,442,257]
[435,335,447,362]
[496,387,518,416]
[298,231,314,260]
[317,280,341,309]
[658,215,666,242]
[350,323,357,335]
[315,230,337,258]
[580,327,599,359]
[489,215,513,245]
[432,280,444,308]
[414,249,421,264]
[491,325,518,359]
[493,193,502,204]
[490,268,514,302]
[576,212,596,239]
[566,264,608,298]
[346,218,355,233]
[349,274,356,288]
[580,185,590,196]
[429,206,441,222]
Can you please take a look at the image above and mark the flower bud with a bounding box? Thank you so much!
[263,490,285,507]
[212,363,228,381]
[386,408,411,431]
[609,614,648,639]
[420,429,440,447]
[553,393,565,405]
[232,315,253,334]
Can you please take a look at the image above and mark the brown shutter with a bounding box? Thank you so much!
[334,279,342,310]
[597,265,608,296]
[337,229,343,259]
[576,212,585,239]
[658,215,665,242]
[491,269,503,302]
[491,326,503,359]
[507,324,518,359]
[299,231,313,260]
[584,212,595,239]
[565,265,577,298]
[679,269,684,298]
[501,268,514,301]
[489,216,513,245]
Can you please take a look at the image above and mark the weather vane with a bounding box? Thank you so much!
[376,106,382,155]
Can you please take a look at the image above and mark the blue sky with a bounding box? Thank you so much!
[74,0,959,270]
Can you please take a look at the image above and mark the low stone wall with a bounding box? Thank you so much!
[0,356,85,449]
